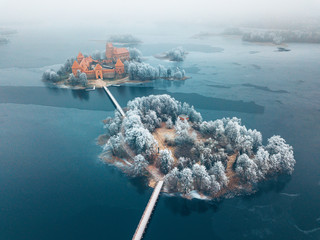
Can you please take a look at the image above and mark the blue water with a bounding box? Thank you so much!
[0,28,320,239]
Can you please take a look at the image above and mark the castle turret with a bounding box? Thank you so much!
[71,60,81,76]
[77,52,84,63]
[115,58,124,75]
[106,43,114,60]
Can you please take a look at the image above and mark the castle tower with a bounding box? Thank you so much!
[94,64,103,79]
[71,61,82,76]
[77,52,84,63]
[115,58,124,75]
[106,43,114,60]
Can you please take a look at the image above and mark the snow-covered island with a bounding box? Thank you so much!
[154,47,187,62]
[99,95,295,200]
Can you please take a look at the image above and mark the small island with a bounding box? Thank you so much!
[99,95,295,200]
[42,42,189,89]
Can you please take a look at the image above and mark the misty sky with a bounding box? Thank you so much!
[1,0,320,31]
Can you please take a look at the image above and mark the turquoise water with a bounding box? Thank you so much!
[0,28,320,239]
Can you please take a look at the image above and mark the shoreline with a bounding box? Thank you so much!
[46,75,188,89]
[47,76,148,89]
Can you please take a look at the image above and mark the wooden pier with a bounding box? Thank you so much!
[132,180,164,240]
[103,86,125,117]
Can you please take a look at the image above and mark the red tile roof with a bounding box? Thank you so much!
[115,58,124,67]
[113,48,129,55]
[72,60,81,69]
[94,64,102,70]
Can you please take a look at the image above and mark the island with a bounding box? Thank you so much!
[42,42,188,89]
[99,94,295,200]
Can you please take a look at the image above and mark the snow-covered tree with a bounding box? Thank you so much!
[265,135,295,174]
[57,58,75,76]
[42,69,60,82]
[159,149,174,174]
[129,48,142,62]
[165,47,187,61]
[79,72,88,86]
[178,168,194,193]
[254,147,270,178]
[164,167,180,191]
[235,154,259,183]
[209,175,221,194]
[165,117,173,129]
[192,164,211,191]
[210,161,228,187]
[158,65,167,78]
[130,154,148,177]
[107,133,126,157]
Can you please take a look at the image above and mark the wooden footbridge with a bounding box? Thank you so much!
[103,86,163,239]
[103,86,125,117]
[132,180,164,240]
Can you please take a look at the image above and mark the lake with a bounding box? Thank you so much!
[0,27,320,239]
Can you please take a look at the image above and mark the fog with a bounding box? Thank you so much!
[1,0,320,33]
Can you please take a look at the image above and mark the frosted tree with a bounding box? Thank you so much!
[210,161,228,187]
[174,71,182,80]
[158,65,167,78]
[254,147,270,178]
[129,48,142,62]
[178,168,194,193]
[247,129,262,151]
[164,167,180,191]
[165,47,187,61]
[209,175,221,194]
[192,164,211,191]
[265,135,295,174]
[107,133,126,157]
[69,73,77,85]
[159,149,174,174]
[130,154,148,177]
[79,72,88,86]
[125,126,157,154]
[235,154,259,183]
[42,69,60,82]
[57,58,75,76]
[166,117,173,129]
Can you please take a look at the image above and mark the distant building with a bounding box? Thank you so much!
[105,42,130,63]
[178,114,189,121]
[71,42,128,80]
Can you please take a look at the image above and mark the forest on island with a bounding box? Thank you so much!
[100,95,295,198]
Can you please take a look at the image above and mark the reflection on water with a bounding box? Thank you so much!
[71,89,89,101]
[163,195,219,216]
[0,85,265,114]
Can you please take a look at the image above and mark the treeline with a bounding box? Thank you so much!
[42,58,74,83]
[242,30,320,44]
[102,95,295,197]
[124,61,186,80]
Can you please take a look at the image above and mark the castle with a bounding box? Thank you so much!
[71,42,130,80]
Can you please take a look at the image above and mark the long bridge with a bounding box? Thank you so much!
[103,86,125,117]
[132,180,164,240]
[102,86,163,239]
